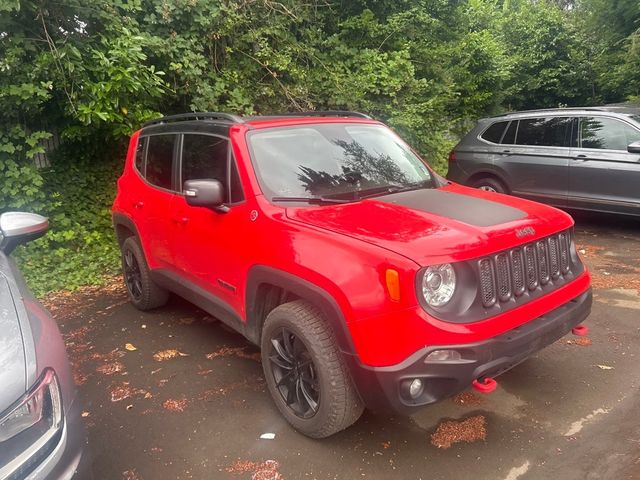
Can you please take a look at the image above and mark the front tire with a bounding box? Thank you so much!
[121,237,169,310]
[261,300,364,438]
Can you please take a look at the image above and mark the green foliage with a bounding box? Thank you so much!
[13,144,123,297]
[1,0,639,295]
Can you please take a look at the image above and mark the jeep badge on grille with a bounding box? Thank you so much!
[516,226,536,238]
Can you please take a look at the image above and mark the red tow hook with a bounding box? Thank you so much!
[572,324,589,336]
[472,377,497,394]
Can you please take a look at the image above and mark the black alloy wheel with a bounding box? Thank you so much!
[123,248,143,301]
[268,327,320,419]
[120,236,169,310]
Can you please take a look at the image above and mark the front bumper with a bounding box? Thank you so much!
[349,288,592,414]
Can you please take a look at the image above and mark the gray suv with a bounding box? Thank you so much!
[447,105,640,217]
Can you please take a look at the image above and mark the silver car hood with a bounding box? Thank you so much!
[0,272,27,414]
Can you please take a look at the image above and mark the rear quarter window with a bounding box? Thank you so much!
[480,121,508,143]
[135,137,146,174]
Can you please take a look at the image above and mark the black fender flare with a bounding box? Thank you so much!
[245,265,356,355]
[112,213,140,243]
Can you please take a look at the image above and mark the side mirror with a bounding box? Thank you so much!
[183,179,229,213]
[627,141,640,154]
[0,212,49,255]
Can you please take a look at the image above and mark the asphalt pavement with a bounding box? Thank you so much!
[49,212,640,480]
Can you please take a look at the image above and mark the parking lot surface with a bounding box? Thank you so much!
[48,213,640,480]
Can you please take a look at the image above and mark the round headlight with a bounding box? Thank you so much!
[421,264,456,307]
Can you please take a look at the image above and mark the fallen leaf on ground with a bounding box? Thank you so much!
[225,460,283,479]
[109,382,149,402]
[125,343,137,351]
[382,441,391,449]
[73,369,89,386]
[206,346,261,362]
[566,338,592,347]
[81,411,90,418]
[596,364,614,370]
[122,469,142,480]
[153,349,189,361]
[96,362,125,375]
[162,398,188,412]
[430,415,487,449]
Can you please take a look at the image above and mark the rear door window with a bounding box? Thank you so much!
[580,116,640,150]
[516,117,571,147]
[146,135,176,190]
[481,121,508,143]
[181,134,244,203]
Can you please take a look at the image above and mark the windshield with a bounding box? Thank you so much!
[247,124,434,200]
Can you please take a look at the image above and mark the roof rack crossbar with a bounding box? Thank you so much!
[274,110,372,119]
[143,112,244,127]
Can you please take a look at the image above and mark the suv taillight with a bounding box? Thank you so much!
[448,150,456,163]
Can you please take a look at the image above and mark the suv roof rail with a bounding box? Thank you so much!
[268,111,372,119]
[489,106,613,118]
[142,112,245,127]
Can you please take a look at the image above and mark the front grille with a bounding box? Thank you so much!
[478,230,574,308]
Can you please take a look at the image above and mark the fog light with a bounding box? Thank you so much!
[425,350,462,362]
[409,378,424,399]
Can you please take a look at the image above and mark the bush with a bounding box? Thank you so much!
[13,143,124,297]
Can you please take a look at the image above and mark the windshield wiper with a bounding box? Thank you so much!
[356,180,434,200]
[271,196,350,205]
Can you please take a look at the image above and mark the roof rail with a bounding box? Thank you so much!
[142,112,244,127]
[271,111,372,119]
[489,106,610,118]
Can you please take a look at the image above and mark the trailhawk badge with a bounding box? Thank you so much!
[515,226,536,238]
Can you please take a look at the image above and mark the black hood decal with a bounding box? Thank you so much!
[378,189,526,227]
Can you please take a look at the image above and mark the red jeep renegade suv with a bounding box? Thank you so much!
[112,111,592,438]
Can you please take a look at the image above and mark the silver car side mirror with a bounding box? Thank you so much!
[627,141,640,154]
[0,212,49,255]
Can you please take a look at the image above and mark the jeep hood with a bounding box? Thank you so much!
[285,184,573,266]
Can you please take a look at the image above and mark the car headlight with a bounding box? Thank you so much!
[420,264,457,307]
[0,369,63,476]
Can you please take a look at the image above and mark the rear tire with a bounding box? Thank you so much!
[121,237,169,310]
[472,177,507,194]
[261,300,364,438]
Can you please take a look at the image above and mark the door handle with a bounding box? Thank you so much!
[172,217,189,225]
[133,201,144,209]
[572,154,589,161]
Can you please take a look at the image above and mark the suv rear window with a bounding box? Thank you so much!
[515,117,571,147]
[481,121,508,143]
[146,135,175,190]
